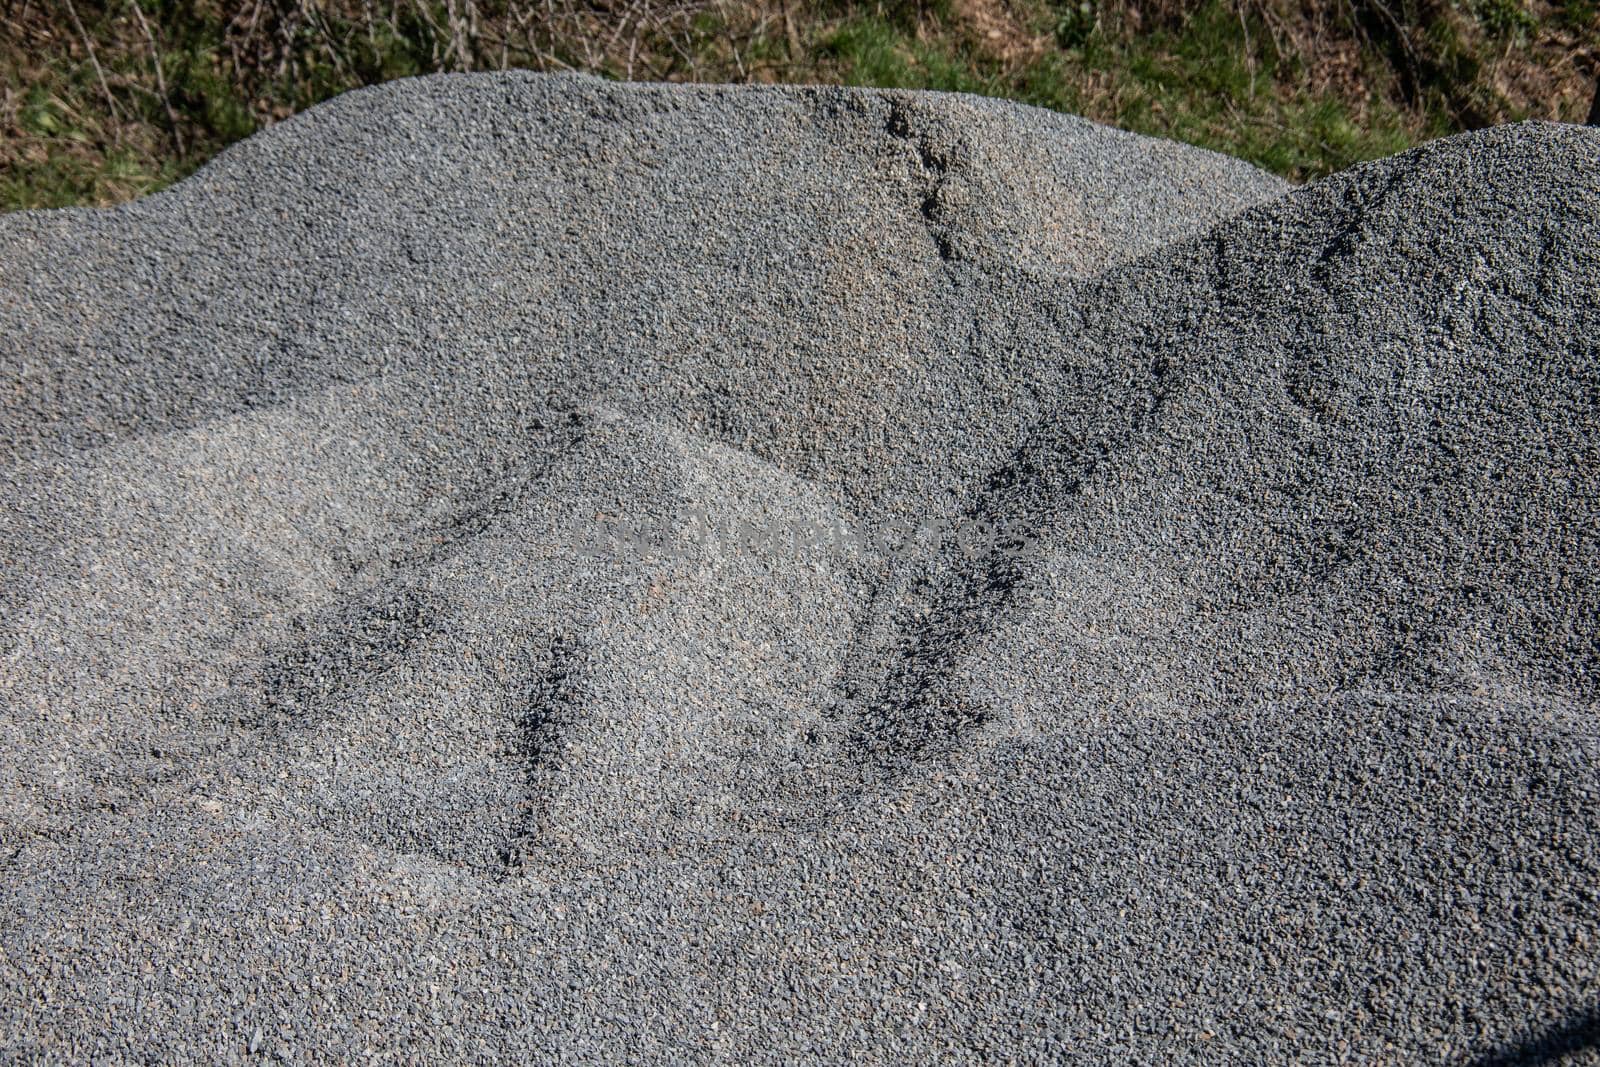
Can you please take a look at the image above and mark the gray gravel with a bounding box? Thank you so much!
[1,72,1597,1063]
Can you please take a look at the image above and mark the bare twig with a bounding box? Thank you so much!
[602,0,644,55]
[779,0,800,60]
[127,0,185,154]
[406,0,446,68]
[62,0,121,136]
[272,0,302,79]
[299,0,353,80]
[722,0,746,81]
[1237,1,1256,95]
[223,0,264,77]
[442,0,476,71]
[41,89,90,125]
[1353,0,1422,87]
[649,0,703,78]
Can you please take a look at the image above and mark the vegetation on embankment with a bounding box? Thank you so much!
[2,0,1596,210]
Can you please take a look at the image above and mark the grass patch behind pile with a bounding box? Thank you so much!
[1,0,1593,209]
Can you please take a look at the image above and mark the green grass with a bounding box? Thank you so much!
[815,1,1427,180]
[2,151,172,213]
[822,18,1000,95]
[1086,3,1429,177]
[1,0,1591,209]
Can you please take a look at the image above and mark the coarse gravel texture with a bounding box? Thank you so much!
[1,71,1598,1063]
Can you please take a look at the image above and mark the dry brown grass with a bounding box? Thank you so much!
[2,0,1596,209]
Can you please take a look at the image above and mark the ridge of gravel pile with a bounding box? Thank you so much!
[1,72,1597,1062]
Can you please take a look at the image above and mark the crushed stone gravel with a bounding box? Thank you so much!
[1,72,1597,1062]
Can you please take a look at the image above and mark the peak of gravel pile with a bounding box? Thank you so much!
[2,73,1596,1062]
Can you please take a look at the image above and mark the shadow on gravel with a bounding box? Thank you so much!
[233,587,441,730]
[497,630,583,876]
[1469,1006,1600,1066]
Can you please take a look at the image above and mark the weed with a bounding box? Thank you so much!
[0,0,1594,210]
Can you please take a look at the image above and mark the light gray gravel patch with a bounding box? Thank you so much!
[1,72,1596,1063]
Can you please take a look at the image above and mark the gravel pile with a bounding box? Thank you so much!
[2,73,1596,1062]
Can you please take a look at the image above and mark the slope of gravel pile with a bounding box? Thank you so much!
[1,73,1596,1062]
